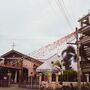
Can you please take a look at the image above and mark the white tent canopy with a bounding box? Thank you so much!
[36,54,62,72]
[36,62,53,72]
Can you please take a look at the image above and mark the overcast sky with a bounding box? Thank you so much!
[0,0,90,55]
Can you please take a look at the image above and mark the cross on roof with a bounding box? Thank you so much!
[11,43,16,50]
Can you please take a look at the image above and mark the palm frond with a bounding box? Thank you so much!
[61,45,77,69]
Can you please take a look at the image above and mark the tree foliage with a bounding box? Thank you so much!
[63,69,77,81]
[63,69,77,75]
[61,45,77,70]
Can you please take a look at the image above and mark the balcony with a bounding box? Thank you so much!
[81,61,90,68]
[79,25,90,35]
[80,36,90,45]
[0,57,23,69]
[0,62,22,69]
[80,60,90,72]
[84,46,90,57]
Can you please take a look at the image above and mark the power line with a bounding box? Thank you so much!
[58,0,73,30]
[61,0,74,23]
[47,0,61,18]
[55,0,73,31]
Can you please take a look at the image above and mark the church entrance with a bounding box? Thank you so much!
[0,67,29,86]
[0,67,20,84]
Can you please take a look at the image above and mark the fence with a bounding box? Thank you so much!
[19,76,39,89]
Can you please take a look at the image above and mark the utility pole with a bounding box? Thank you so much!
[76,27,81,90]
[67,28,81,90]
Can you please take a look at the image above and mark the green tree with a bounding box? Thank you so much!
[63,69,77,81]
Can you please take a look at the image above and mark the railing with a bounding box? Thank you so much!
[80,36,90,44]
[0,63,21,69]
[81,61,90,69]
[19,77,39,89]
[79,24,90,33]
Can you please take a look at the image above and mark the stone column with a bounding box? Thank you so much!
[56,73,58,83]
[28,69,31,82]
[39,73,42,88]
[14,71,17,83]
[48,73,52,83]
[7,71,11,86]
[19,70,22,86]
[85,74,89,83]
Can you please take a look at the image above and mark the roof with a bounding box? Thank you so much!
[0,49,42,64]
[36,62,53,72]
[36,53,62,72]
[36,61,61,72]
[78,13,90,22]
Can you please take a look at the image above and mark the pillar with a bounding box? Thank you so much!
[14,71,17,83]
[19,69,22,85]
[56,73,58,83]
[85,74,89,83]
[39,73,42,88]
[28,69,31,82]
[48,73,51,83]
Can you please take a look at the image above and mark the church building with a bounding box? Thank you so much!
[0,49,42,85]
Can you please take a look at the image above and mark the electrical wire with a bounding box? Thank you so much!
[58,0,73,30]
[55,0,73,31]
[47,0,61,18]
[61,0,74,23]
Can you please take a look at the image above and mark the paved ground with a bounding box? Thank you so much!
[0,87,37,90]
[0,87,27,90]
[0,85,37,90]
